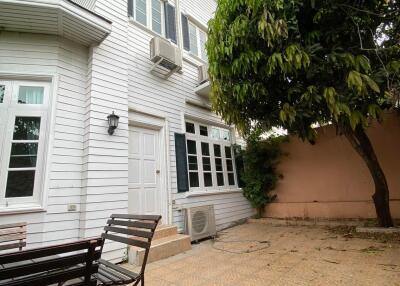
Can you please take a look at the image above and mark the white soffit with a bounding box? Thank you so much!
[0,0,112,46]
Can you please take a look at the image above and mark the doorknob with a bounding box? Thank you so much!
[156,170,160,174]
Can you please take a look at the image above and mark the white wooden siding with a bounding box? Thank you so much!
[127,0,254,235]
[180,0,216,26]
[0,0,253,261]
[0,31,88,248]
[78,0,129,261]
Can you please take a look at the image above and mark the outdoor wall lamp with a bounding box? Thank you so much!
[107,111,119,135]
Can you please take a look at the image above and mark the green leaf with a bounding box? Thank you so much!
[350,112,361,130]
[356,55,370,72]
[361,74,380,93]
[347,71,363,92]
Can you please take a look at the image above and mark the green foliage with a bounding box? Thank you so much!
[207,0,400,139]
[239,135,285,217]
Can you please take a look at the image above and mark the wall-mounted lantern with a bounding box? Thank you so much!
[107,111,119,135]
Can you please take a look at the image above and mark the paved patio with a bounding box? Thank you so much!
[125,221,400,286]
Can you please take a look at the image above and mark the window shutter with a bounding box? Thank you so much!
[164,3,177,44]
[233,145,245,188]
[128,0,133,17]
[181,14,190,51]
[175,133,189,192]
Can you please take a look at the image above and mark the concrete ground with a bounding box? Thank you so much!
[124,221,400,286]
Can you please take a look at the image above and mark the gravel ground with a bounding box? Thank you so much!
[124,221,400,286]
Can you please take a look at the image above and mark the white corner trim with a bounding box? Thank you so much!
[184,188,243,198]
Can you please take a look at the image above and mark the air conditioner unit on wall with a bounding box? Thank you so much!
[198,64,209,85]
[150,37,182,79]
[184,205,217,242]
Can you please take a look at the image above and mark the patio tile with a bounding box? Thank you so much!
[125,222,400,286]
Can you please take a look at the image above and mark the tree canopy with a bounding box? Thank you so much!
[207,0,400,227]
[207,0,399,140]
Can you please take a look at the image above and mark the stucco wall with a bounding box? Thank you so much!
[265,112,400,219]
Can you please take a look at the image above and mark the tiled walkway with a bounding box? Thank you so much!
[124,222,400,286]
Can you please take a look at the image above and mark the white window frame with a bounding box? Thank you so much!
[188,21,208,61]
[0,80,50,210]
[185,120,237,192]
[133,0,166,36]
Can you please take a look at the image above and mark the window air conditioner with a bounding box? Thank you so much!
[150,37,182,78]
[198,64,209,85]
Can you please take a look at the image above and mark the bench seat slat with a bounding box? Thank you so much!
[98,267,123,283]
[0,265,96,286]
[99,259,139,279]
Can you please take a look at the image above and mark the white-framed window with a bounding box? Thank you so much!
[129,0,178,43]
[186,21,208,61]
[0,80,49,209]
[185,121,236,190]
[132,0,165,35]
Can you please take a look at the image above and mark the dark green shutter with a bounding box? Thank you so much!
[175,133,189,193]
[128,0,133,17]
[181,14,190,51]
[164,3,177,44]
[233,145,245,188]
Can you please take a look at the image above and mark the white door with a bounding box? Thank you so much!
[128,126,161,216]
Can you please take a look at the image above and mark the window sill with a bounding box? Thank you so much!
[0,204,45,215]
[185,188,243,198]
[128,17,179,47]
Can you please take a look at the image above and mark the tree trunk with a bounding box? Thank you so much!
[344,126,394,227]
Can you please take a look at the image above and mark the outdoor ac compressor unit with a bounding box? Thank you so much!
[198,64,209,85]
[150,36,182,78]
[184,205,217,241]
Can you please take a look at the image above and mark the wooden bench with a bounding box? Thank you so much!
[0,222,27,252]
[0,237,104,286]
[95,214,162,286]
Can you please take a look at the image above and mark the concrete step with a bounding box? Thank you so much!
[153,224,178,240]
[128,233,192,266]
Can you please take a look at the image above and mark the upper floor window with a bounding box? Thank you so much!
[0,80,50,209]
[185,121,236,190]
[128,0,177,43]
[182,15,208,61]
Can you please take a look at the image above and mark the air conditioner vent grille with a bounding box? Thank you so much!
[192,211,208,234]
[184,205,216,241]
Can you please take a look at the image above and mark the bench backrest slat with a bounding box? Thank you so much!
[101,233,150,249]
[0,222,27,252]
[106,219,156,230]
[0,238,104,286]
[102,214,161,277]
[104,226,153,239]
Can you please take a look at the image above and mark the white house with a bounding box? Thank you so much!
[0,0,254,261]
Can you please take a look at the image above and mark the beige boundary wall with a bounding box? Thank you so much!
[264,112,400,219]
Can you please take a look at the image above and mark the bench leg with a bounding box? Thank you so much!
[141,276,144,286]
